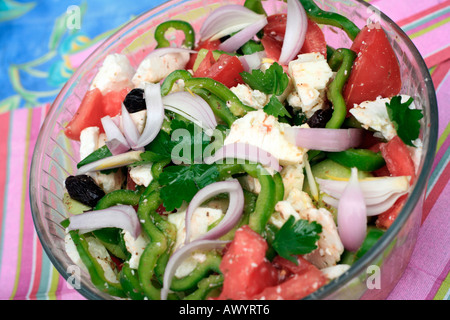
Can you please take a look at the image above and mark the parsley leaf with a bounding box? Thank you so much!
[131,130,175,166]
[272,216,322,264]
[158,164,220,211]
[386,96,423,147]
[170,119,212,164]
[263,95,291,118]
[240,62,289,96]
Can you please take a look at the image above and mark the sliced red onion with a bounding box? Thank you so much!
[162,91,217,132]
[121,103,140,148]
[67,205,141,239]
[238,51,266,72]
[101,115,129,151]
[204,142,281,172]
[77,150,143,175]
[145,47,197,59]
[278,0,308,65]
[105,138,131,156]
[184,180,244,244]
[200,5,266,41]
[219,16,268,53]
[317,175,410,216]
[284,127,364,152]
[161,239,230,300]
[134,83,165,149]
[337,168,367,252]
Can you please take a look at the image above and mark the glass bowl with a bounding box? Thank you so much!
[30,0,438,300]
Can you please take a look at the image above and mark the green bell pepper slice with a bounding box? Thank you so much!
[325,48,357,129]
[299,0,361,40]
[184,77,255,117]
[327,148,386,172]
[160,69,193,96]
[154,20,195,49]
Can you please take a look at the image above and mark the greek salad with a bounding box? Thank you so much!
[61,0,423,300]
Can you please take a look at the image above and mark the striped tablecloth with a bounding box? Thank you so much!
[0,0,448,300]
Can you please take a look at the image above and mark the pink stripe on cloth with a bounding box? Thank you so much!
[370,0,445,23]
[0,108,29,298]
[15,108,45,299]
[387,183,450,299]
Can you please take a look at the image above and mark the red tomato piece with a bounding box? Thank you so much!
[376,135,416,228]
[261,14,327,62]
[379,135,416,184]
[263,13,287,42]
[253,256,328,300]
[199,54,245,88]
[103,88,130,117]
[64,88,105,141]
[376,194,407,229]
[299,19,327,58]
[343,25,402,109]
[261,34,282,61]
[185,39,221,70]
[217,225,278,300]
[192,50,216,78]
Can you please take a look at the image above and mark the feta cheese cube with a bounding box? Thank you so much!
[230,84,269,109]
[287,53,333,116]
[129,164,153,187]
[79,126,100,160]
[224,110,307,166]
[349,95,415,141]
[90,53,135,94]
[132,52,190,87]
[122,231,149,269]
[280,163,305,199]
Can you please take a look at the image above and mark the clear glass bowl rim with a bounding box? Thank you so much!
[30,0,439,300]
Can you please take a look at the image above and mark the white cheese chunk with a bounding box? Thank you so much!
[287,53,333,116]
[167,206,223,278]
[129,164,153,187]
[224,110,307,166]
[122,231,149,269]
[132,52,190,87]
[90,53,135,94]
[280,163,305,199]
[79,126,100,161]
[230,84,269,109]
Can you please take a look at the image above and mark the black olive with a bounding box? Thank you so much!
[307,107,333,128]
[123,88,146,113]
[65,175,105,208]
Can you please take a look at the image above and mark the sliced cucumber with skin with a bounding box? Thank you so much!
[63,193,91,215]
[303,159,373,220]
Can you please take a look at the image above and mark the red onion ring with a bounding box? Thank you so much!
[336,168,367,252]
[278,0,308,65]
[121,103,140,148]
[134,83,165,149]
[67,205,141,239]
[184,180,244,244]
[145,47,197,59]
[161,239,230,300]
[101,115,129,154]
[200,4,266,41]
[219,17,268,53]
[162,91,217,132]
[204,142,281,172]
[284,127,364,152]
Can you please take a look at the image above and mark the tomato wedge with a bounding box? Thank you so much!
[253,256,328,300]
[192,50,216,78]
[343,25,402,109]
[376,135,416,229]
[64,88,129,141]
[261,14,327,62]
[195,54,245,88]
[185,39,221,70]
[64,88,105,141]
[216,225,278,300]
